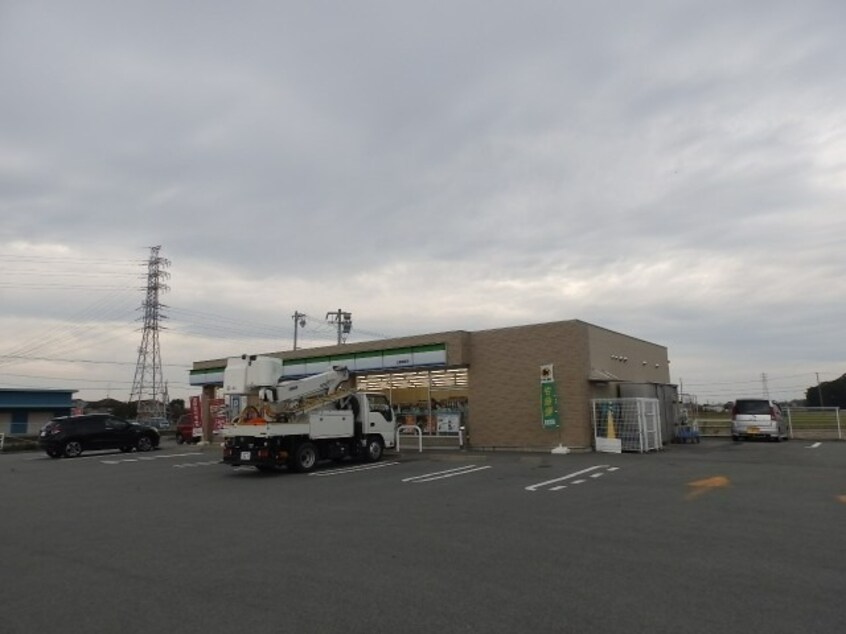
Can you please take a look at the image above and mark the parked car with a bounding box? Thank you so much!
[145,417,171,430]
[731,398,788,441]
[39,414,161,458]
[175,413,202,444]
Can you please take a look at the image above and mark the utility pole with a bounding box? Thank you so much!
[816,372,824,407]
[326,309,352,345]
[761,373,770,400]
[292,311,306,350]
[130,246,170,423]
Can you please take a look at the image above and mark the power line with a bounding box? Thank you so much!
[0,254,143,265]
[681,372,830,387]
[0,290,138,368]
[0,354,189,368]
[0,373,191,388]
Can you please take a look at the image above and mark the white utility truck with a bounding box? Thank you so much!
[221,355,396,472]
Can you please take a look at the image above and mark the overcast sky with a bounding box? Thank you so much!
[1,0,844,405]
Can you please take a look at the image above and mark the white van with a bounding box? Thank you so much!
[731,399,788,441]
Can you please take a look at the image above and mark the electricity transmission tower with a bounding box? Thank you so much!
[130,246,170,422]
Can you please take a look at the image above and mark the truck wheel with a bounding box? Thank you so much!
[364,436,384,463]
[292,442,318,473]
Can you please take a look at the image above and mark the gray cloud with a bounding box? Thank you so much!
[1,0,844,402]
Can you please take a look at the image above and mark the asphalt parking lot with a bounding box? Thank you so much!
[2,438,845,634]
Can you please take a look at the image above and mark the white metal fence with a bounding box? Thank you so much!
[592,398,663,453]
[786,407,842,440]
[693,407,842,440]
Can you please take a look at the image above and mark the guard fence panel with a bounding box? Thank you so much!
[786,407,842,440]
[592,398,663,453]
[692,407,842,441]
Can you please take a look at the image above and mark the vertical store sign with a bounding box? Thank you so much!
[209,398,227,432]
[540,364,560,430]
[189,395,202,430]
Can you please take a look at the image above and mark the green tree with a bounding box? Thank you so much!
[112,400,138,420]
[168,399,186,422]
[805,374,846,408]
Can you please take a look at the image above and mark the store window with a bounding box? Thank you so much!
[11,411,28,435]
[358,368,468,436]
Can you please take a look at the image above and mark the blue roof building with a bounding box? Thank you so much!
[0,388,77,436]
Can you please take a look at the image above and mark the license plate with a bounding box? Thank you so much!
[747,427,759,434]
[240,451,251,461]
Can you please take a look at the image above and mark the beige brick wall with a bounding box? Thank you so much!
[467,321,594,450]
[586,323,671,384]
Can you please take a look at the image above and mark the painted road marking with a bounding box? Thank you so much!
[686,476,730,501]
[101,452,203,465]
[525,465,615,492]
[309,461,401,477]
[403,464,492,483]
[590,472,604,479]
[173,461,221,468]
[806,442,822,449]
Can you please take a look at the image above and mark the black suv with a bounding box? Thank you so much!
[39,414,161,458]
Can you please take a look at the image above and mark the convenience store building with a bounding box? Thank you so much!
[189,319,674,451]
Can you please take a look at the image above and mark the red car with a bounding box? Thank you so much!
[175,414,202,444]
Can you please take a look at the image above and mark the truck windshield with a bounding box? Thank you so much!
[367,395,393,422]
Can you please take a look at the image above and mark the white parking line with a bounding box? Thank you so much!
[173,461,220,468]
[101,452,203,465]
[405,465,492,483]
[525,465,621,492]
[309,461,401,477]
[806,442,822,449]
[402,464,491,483]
